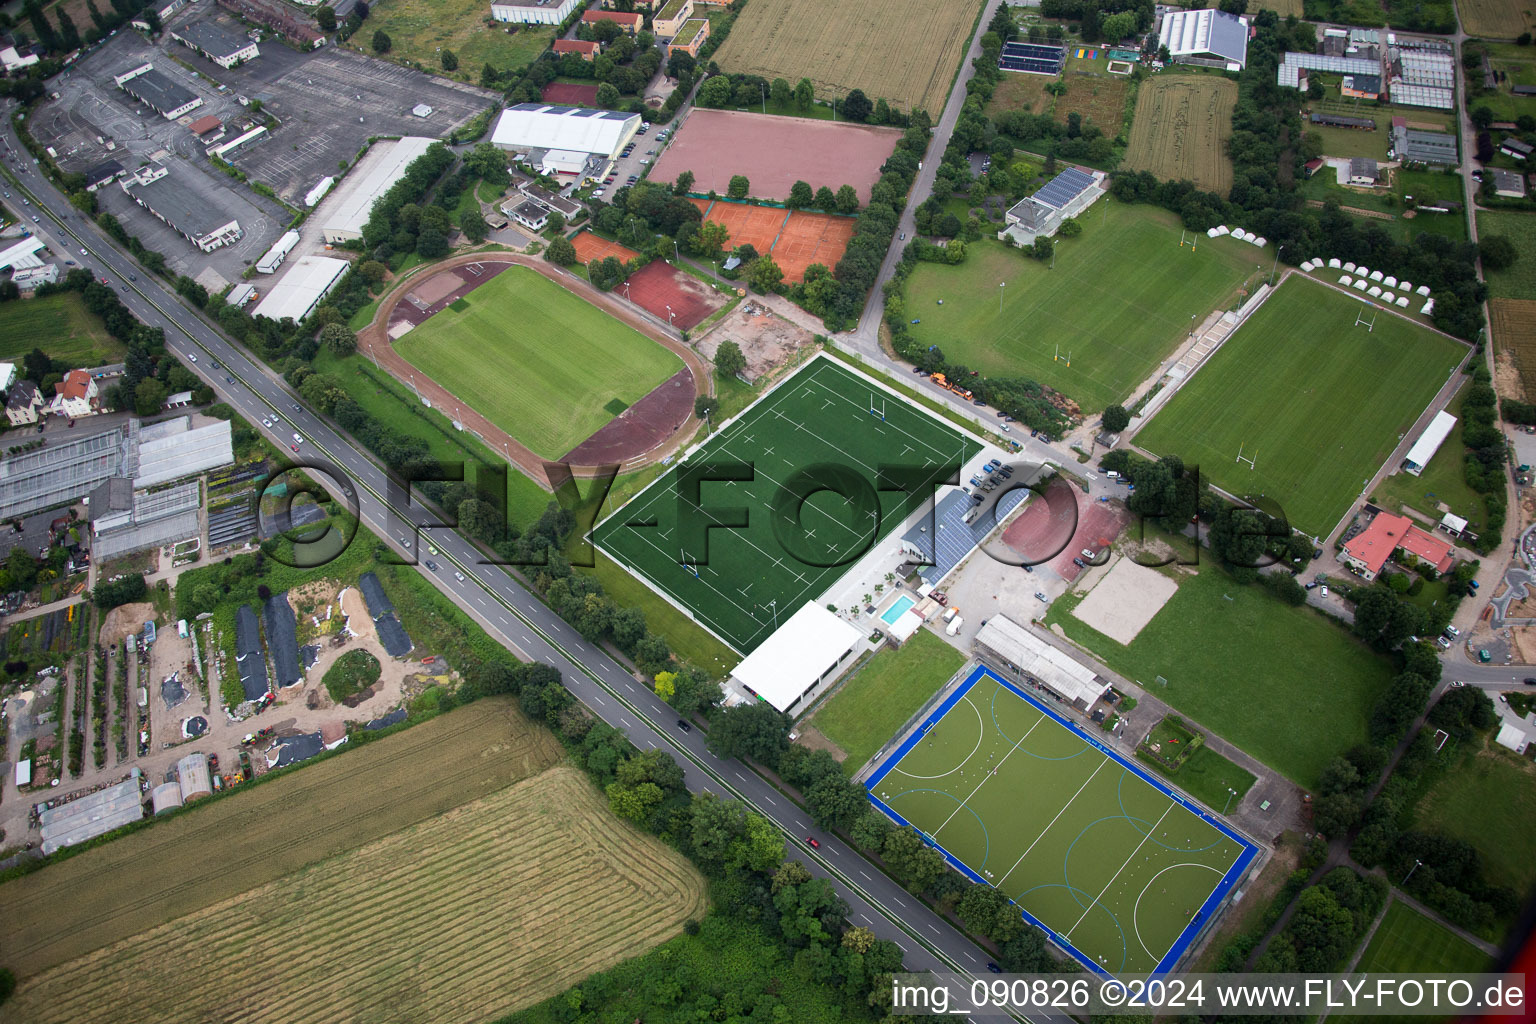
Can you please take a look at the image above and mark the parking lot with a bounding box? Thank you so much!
[34,22,288,284]
[211,45,498,204]
[594,120,668,197]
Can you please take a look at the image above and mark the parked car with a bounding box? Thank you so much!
[1444,625,1460,638]
[1072,557,1086,568]
[1320,585,1329,597]
[1436,636,1451,649]
[1035,591,1049,602]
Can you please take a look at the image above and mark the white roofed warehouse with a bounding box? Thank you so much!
[1402,410,1456,476]
[1157,6,1250,68]
[728,603,862,715]
[320,136,437,245]
[252,255,350,323]
[973,616,1109,711]
[489,103,641,179]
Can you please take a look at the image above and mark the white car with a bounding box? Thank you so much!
[188,353,197,362]
[1320,585,1328,598]
[1444,624,1460,638]
[262,418,272,428]
[292,433,303,445]
[454,571,465,582]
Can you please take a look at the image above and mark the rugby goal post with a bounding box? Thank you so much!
[1354,307,1377,332]
[1236,442,1257,471]
[1179,229,1197,252]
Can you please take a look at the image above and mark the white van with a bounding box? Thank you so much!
[962,506,980,525]
[944,615,964,636]
[1106,470,1121,479]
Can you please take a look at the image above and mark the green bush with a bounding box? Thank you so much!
[323,648,382,702]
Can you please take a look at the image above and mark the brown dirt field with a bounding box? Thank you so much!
[691,197,788,254]
[542,81,600,105]
[98,601,155,644]
[711,0,983,115]
[0,697,565,980]
[987,71,1058,115]
[561,366,699,466]
[357,252,711,484]
[1491,298,1536,398]
[773,211,858,283]
[655,109,902,203]
[1124,76,1237,195]
[622,259,726,328]
[1054,72,1131,136]
[694,299,817,382]
[1458,0,1536,38]
[571,231,640,266]
[6,764,707,1024]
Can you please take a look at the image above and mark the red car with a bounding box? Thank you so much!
[806,837,820,849]
[289,444,300,452]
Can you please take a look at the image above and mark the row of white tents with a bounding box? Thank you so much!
[1206,225,1268,247]
[1333,274,1436,314]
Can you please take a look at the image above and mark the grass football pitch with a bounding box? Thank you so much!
[395,266,681,459]
[1136,276,1466,536]
[592,357,981,653]
[1354,899,1490,972]
[904,204,1259,413]
[868,667,1256,974]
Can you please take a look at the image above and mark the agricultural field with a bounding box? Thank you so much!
[1053,71,1132,137]
[4,764,707,1024]
[366,0,553,75]
[1,698,567,980]
[712,0,985,115]
[1136,276,1467,536]
[1046,563,1395,787]
[904,203,1260,413]
[1457,0,1536,39]
[1492,298,1536,398]
[1477,210,1536,301]
[809,629,965,773]
[1124,76,1238,194]
[0,292,125,367]
[395,265,682,459]
[1415,735,1536,894]
[1251,0,1304,13]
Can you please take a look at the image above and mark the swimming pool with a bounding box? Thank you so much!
[880,594,916,625]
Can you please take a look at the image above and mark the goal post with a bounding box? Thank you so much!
[1236,442,1257,471]
[1354,307,1377,332]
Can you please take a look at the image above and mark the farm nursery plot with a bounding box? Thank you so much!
[1,698,566,979]
[6,765,707,1024]
[1124,76,1238,194]
[712,0,985,116]
[1492,299,1536,398]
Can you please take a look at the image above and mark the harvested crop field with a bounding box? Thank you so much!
[571,231,640,266]
[654,109,901,203]
[1492,298,1536,397]
[0,698,565,979]
[5,763,707,1024]
[1457,0,1535,38]
[712,0,983,117]
[1124,76,1237,194]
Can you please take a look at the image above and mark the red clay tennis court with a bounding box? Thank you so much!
[623,260,726,329]
[772,211,857,283]
[688,198,787,255]
[542,82,599,105]
[571,232,640,265]
[653,109,902,202]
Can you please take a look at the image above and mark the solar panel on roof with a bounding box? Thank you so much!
[1000,56,1062,74]
[1033,167,1094,209]
[1002,42,1065,60]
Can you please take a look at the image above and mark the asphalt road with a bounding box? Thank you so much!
[0,104,1040,1012]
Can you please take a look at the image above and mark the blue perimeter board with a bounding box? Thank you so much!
[864,664,1259,975]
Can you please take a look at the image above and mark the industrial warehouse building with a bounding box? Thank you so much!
[114,62,203,120]
[1003,166,1102,244]
[490,0,581,22]
[1391,120,1458,166]
[251,255,350,323]
[1403,410,1456,476]
[120,165,243,252]
[490,103,641,179]
[1157,6,1249,69]
[320,136,436,244]
[727,602,861,715]
[170,20,260,67]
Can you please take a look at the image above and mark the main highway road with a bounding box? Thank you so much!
[0,103,1043,1012]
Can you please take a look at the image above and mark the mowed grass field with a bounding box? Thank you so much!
[5,765,707,1024]
[1124,76,1238,194]
[868,667,1255,973]
[1416,736,1536,894]
[1048,564,1395,787]
[905,203,1258,413]
[1372,380,1486,527]
[712,0,984,115]
[0,699,566,980]
[1492,298,1536,398]
[0,292,125,367]
[396,266,682,459]
[1137,276,1466,536]
[1355,899,1490,972]
[811,629,965,773]
[367,0,552,74]
[593,357,981,653]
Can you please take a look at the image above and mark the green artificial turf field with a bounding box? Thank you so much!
[868,668,1254,974]
[592,356,981,653]
[394,266,682,459]
[1048,564,1394,787]
[1355,899,1490,972]
[812,630,965,774]
[903,203,1260,413]
[1135,276,1466,536]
